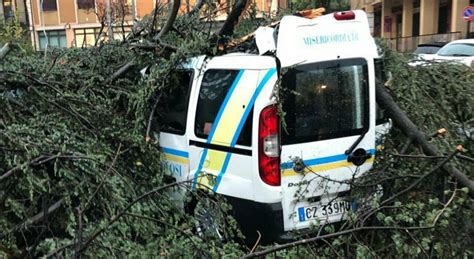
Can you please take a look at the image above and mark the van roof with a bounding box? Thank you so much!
[254,10,378,67]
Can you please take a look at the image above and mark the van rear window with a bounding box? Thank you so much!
[281,58,369,144]
[195,70,253,146]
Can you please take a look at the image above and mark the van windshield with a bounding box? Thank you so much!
[281,58,369,144]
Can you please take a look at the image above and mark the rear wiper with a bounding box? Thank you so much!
[344,130,367,155]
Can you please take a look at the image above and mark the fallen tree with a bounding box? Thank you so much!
[376,74,474,195]
[1,2,473,258]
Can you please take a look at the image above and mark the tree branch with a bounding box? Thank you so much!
[376,83,474,195]
[0,198,65,240]
[154,0,181,41]
[27,198,64,225]
[188,0,205,16]
[109,60,135,82]
[78,180,190,253]
[243,225,434,258]
[83,144,122,211]
[0,154,95,182]
[0,43,11,60]
[217,0,249,39]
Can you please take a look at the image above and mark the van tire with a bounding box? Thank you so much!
[187,192,230,241]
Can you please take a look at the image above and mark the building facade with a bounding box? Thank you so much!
[351,0,474,52]
[1,0,289,50]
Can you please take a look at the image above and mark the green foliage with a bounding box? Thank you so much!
[0,12,246,257]
[0,14,33,53]
[1,5,472,258]
[288,0,350,12]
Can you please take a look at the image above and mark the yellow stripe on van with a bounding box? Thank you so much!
[281,156,374,177]
[204,149,228,172]
[195,71,261,191]
[210,71,260,146]
[163,153,189,164]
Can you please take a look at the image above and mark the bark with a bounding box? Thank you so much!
[109,60,135,82]
[188,0,205,16]
[27,198,64,225]
[218,0,249,38]
[0,199,65,240]
[376,83,474,195]
[154,0,181,40]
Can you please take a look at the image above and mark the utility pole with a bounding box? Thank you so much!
[107,0,113,40]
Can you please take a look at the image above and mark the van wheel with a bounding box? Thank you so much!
[192,194,227,240]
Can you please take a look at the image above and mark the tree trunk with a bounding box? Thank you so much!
[218,0,249,38]
[376,83,474,195]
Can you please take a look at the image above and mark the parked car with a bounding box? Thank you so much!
[432,39,474,68]
[413,42,447,59]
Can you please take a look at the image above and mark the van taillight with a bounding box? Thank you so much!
[258,105,280,186]
[334,11,355,20]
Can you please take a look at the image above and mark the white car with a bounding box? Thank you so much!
[413,42,447,60]
[432,39,474,68]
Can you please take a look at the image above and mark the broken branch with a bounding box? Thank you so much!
[0,43,11,60]
[376,83,474,195]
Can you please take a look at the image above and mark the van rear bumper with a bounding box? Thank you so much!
[224,196,286,244]
[224,196,341,243]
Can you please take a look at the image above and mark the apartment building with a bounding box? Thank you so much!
[351,0,474,52]
[1,0,289,50]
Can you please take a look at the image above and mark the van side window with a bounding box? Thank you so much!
[375,59,388,124]
[158,70,193,135]
[195,69,252,146]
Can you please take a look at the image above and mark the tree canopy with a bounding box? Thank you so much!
[1,1,473,257]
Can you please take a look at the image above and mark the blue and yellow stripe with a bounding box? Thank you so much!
[281,149,375,177]
[161,147,189,164]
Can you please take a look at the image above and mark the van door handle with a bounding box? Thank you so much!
[347,148,371,166]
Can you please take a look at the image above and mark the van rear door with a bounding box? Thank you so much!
[187,55,278,200]
[280,58,375,231]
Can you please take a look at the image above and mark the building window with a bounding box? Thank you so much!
[77,0,95,9]
[42,0,58,11]
[74,28,103,47]
[112,26,132,41]
[2,0,14,21]
[38,30,67,50]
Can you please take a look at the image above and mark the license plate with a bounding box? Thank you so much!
[297,200,352,222]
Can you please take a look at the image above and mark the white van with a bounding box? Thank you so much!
[156,10,381,240]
